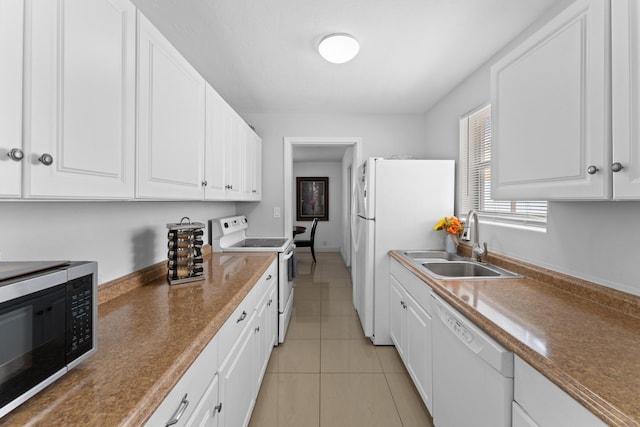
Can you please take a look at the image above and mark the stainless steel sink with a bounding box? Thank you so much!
[403,250,465,261]
[421,261,500,277]
[400,250,522,280]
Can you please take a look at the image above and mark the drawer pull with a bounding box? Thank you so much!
[255,326,260,333]
[267,274,273,280]
[237,311,247,323]
[215,402,222,414]
[165,393,189,426]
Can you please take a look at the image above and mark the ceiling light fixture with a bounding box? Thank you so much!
[318,33,360,64]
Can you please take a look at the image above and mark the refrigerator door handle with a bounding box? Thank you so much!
[351,187,360,250]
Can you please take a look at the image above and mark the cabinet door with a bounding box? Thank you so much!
[137,11,205,200]
[204,84,229,200]
[0,0,23,198]
[219,312,257,427]
[491,0,609,200]
[405,293,433,413]
[24,0,136,199]
[244,129,262,201]
[389,275,406,361]
[255,290,269,384]
[187,373,220,427]
[255,279,277,384]
[266,279,278,350]
[612,0,640,199]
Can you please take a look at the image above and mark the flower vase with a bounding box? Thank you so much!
[444,233,458,254]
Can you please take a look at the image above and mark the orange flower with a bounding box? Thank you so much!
[434,216,464,235]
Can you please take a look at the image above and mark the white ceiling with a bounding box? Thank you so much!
[132,0,561,115]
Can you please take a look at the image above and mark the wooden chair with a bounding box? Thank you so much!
[294,218,318,263]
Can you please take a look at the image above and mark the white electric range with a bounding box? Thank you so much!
[210,215,294,343]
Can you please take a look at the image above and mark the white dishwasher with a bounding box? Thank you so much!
[431,293,514,427]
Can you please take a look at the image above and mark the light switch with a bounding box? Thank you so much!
[273,207,281,219]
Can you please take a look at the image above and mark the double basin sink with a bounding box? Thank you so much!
[402,250,522,280]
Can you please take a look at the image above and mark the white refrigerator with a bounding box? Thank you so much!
[352,158,454,345]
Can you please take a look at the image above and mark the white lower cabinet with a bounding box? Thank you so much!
[145,335,219,427]
[147,260,277,427]
[187,372,221,427]
[513,355,606,427]
[389,258,434,413]
[218,310,257,427]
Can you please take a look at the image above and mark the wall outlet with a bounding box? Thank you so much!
[273,207,281,219]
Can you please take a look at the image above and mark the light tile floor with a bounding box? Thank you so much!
[249,252,434,427]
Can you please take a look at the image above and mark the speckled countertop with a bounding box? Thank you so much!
[389,249,640,427]
[1,250,276,426]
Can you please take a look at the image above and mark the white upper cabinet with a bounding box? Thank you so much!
[204,84,229,200]
[612,0,640,199]
[492,0,640,201]
[491,0,609,200]
[136,11,206,200]
[243,129,262,201]
[204,84,261,201]
[0,0,24,198]
[23,0,136,199]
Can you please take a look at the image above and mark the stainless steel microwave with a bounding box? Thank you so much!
[0,261,97,419]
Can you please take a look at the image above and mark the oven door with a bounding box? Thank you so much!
[0,284,67,416]
[278,244,295,343]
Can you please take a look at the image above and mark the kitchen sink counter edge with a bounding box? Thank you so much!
[1,248,277,426]
[389,249,640,427]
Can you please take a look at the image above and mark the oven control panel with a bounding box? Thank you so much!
[218,215,249,235]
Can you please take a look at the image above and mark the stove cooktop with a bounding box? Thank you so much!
[230,238,289,248]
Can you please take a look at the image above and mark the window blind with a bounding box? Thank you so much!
[459,105,547,227]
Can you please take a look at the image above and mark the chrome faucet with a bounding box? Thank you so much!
[467,209,487,261]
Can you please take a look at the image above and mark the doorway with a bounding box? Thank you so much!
[283,137,361,268]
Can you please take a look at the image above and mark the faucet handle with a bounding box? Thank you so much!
[473,242,488,260]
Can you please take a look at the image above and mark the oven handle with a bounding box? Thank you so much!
[283,249,295,261]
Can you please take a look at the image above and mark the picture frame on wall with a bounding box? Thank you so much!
[296,177,329,221]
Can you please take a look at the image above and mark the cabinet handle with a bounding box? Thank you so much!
[7,148,24,161]
[612,162,624,173]
[38,153,54,166]
[237,310,247,323]
[201,180,208,186]
[267,274,272,280]
[255,326,260,333]
[586,165,599,175]
[268,298,273,306]
[165,393,189,426]
[214,402,222,414]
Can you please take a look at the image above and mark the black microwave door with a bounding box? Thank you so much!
[0,286,66,408]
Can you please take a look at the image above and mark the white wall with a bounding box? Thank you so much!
[423,1,640,296]
[292,161,342,252]
[0,202,235,285]
[237,112,429,237]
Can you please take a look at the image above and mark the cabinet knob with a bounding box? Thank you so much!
[586,165,598,175]
[612,162,624,173]
[201,180,208,186]
[38,153,54,166]
[7,148,24,161]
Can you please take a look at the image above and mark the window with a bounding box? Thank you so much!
[459,105,547,227]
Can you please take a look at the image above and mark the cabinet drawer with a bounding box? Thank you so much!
[218,288,256,358]
[254,261,277,308]
[514,356,606,427]
[390,258,432,315]
[146,336,218,427]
